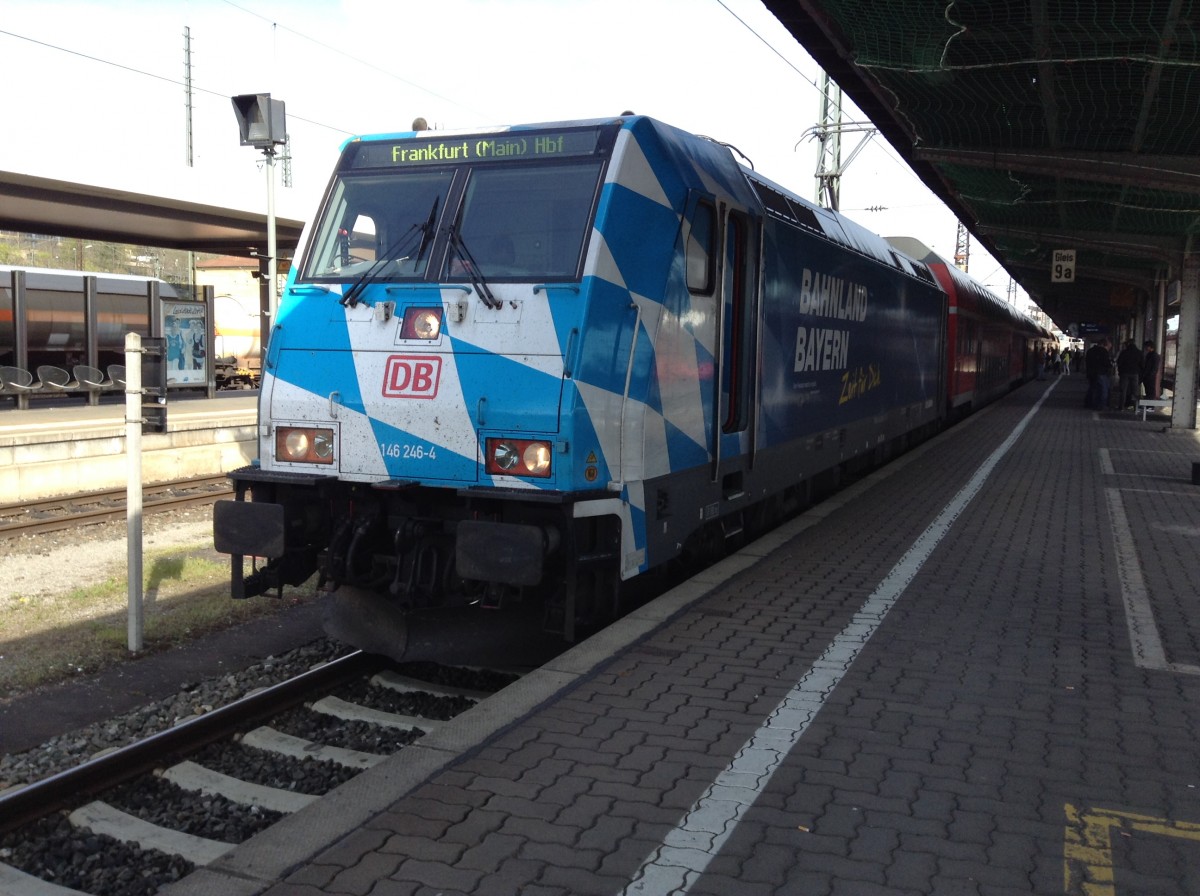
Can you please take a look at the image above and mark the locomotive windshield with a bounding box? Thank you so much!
[302,171,453,281]
[446,162,601,281]
[300,126,613,285]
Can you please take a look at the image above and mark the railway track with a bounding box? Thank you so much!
[0,652,519,896]
[0,475,232,539]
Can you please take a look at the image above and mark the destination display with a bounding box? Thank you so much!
[350,128,609,169]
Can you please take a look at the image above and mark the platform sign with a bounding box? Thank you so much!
[162,300,207,386]
[1052,249,1076,283]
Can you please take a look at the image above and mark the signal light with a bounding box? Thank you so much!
[231,94,287,148]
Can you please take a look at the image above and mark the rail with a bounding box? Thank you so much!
[0,651,380,833]
[0,474,232,539]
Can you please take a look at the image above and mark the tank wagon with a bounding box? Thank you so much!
[0,265,263,391]
[212,115,1042,656]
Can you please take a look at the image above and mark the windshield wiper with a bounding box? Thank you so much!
[414,196,439,266]
[448,226,502,310]
[339,227,420,308]
[340,197,441,308]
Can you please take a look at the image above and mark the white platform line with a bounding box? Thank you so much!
[622,384,1058,896]
[1105,487,1200,676]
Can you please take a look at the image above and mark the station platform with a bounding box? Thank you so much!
[158,373,1200,896]
[0,393,257,503]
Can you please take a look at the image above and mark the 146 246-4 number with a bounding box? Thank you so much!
[380,442,437,460]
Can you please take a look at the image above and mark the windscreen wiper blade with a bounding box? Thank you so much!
[448,226,502,310]
[414,196,439,265]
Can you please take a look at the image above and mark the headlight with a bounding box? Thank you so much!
[276,426,335,464]
[400,306,443,340]
[522,442,551,476]
[491,441,520,472]
[486,438,552,478]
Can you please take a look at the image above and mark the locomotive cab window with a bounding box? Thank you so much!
[342,213,378,263]
[301,171,453,282]
[686,200,716,294]
[445,162,602,282]
[301,160,603,285]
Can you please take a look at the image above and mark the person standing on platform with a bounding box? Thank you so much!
[1116,339,1142,409]
[1141,340,1161,401]
[1061,346,1071,375]
[1085,338,1112,409]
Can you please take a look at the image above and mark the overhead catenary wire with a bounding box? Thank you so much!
[217,0,485,118]
[0,25,352,136]
[0,0,487,139]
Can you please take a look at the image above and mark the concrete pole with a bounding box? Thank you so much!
[125,333,144,651]
[266,146,278,322]
[1154,279,1167,399]
[1155,279,1167,352]
[1174,258,1199,429]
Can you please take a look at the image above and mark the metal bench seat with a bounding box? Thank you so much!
[1136,398,1172,421]
[0,366,41,394]
[74,365,116,390]
[36,365,80,391]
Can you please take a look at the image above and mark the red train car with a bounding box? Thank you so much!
[888,238,1049,417]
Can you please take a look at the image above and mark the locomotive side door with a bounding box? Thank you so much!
[712,205,758,479]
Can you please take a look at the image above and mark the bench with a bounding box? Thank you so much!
[0,366,40,394]
[1136,398,1172,421]
[36,365,80,392]
[73,365,116,391]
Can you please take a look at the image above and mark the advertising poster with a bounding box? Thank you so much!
[163,301,208,386]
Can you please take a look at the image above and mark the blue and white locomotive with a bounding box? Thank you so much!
[214,114,989,656]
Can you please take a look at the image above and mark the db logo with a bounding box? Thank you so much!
[382,355,442,399]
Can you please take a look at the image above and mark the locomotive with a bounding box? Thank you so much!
[213,115,1047,658]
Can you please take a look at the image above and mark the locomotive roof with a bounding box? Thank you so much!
[343,115,935,282]
[885,237,1047,335]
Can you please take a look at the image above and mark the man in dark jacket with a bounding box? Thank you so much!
[1116,340,1142,409]
[1085,338,1112,409]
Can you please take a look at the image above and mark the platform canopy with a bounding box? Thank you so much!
[763,0,1200,334]
[0,170,304,258]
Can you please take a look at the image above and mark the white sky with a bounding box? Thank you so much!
[0,0,1028,304]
